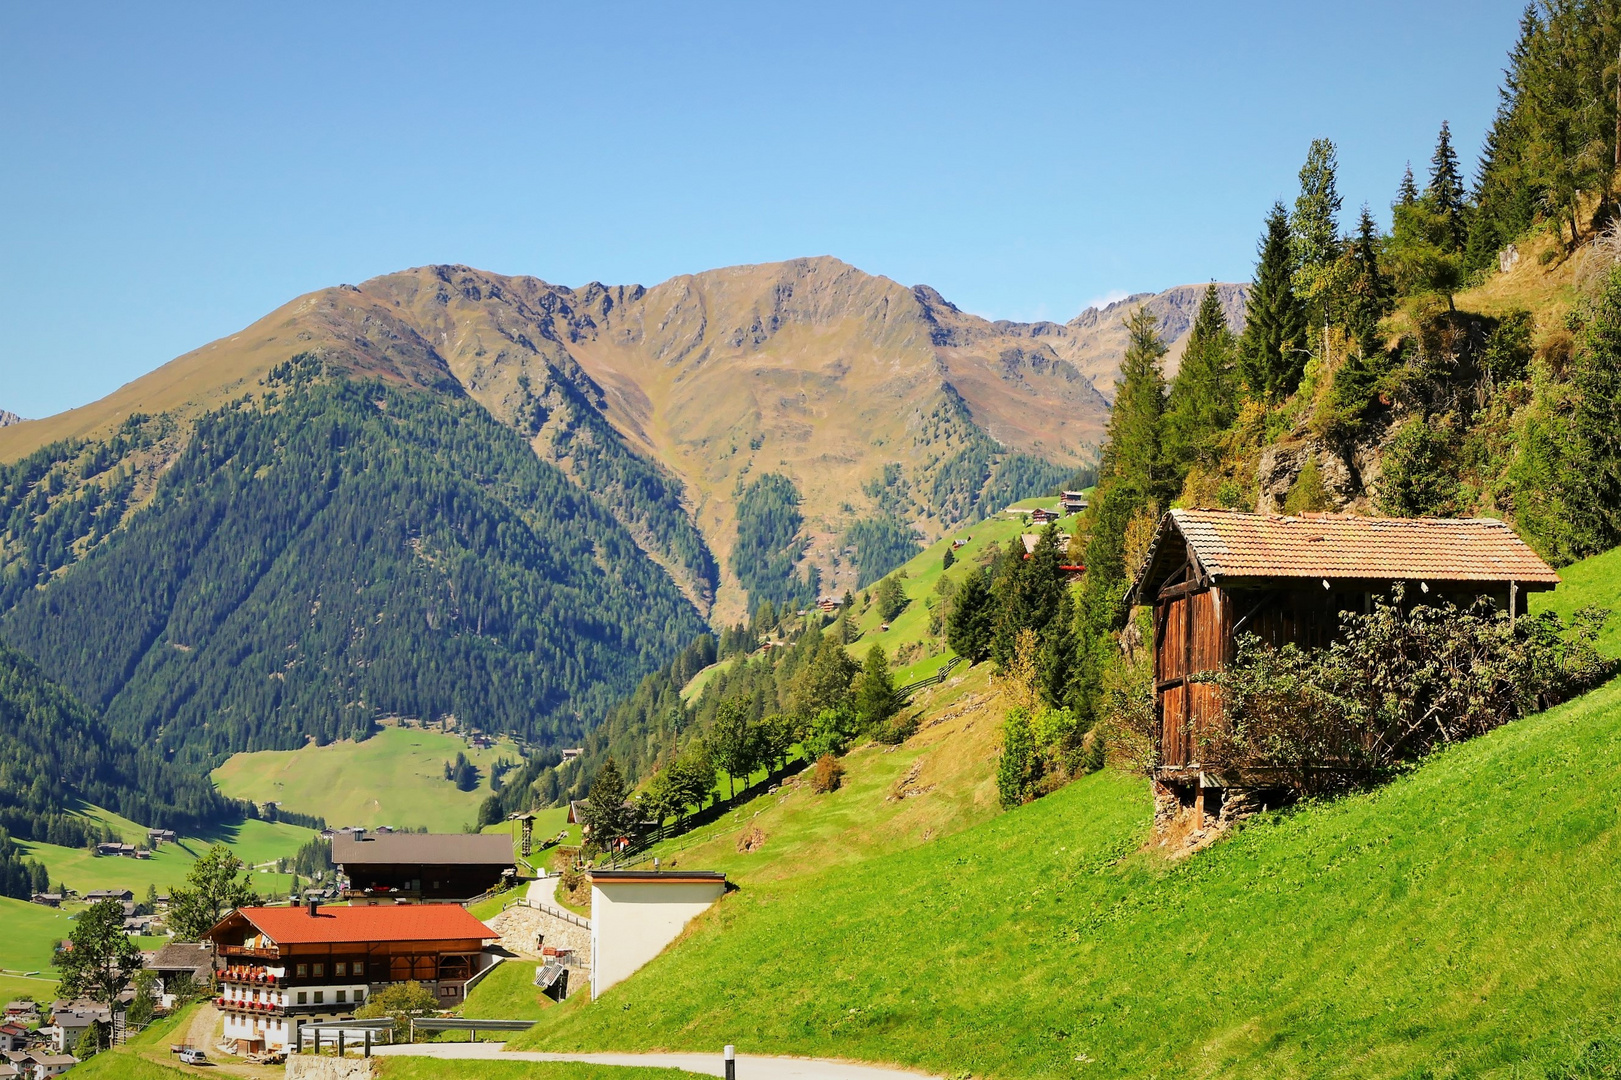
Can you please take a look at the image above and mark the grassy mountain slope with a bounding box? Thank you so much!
[212,723,524,832]
[0,366,705,761]
[514,551,1621,1079]
[523,679,1621,1079]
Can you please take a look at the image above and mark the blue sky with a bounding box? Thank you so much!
[2,1,1525,418]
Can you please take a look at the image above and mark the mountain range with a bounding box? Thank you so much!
[0,258,1244,619]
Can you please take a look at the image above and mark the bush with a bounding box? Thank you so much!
[1206,589,1612,794]
[810,754,845,793]
[355,981,441,1042]
[875,711,919,745]
[802,706,859,759]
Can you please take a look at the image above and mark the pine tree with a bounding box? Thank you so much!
[854,644,899,729]
[945,566,993,663]
[1344,206,1395,356]
[1163,283,1237,475]
[1396,163,1419,207]
[1427,121,1467,252]
[1238,204,1309,401]
[581,756,633,849]
[1563,267,1621,555]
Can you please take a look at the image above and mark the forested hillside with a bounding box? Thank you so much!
[0,357,705,765]
[0,638,233,847]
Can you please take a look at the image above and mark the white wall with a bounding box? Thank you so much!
[590,879,725,999]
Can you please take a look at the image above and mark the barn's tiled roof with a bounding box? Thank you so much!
[1127,509,1558,606]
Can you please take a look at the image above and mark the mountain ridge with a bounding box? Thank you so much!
[0,259,1246,619]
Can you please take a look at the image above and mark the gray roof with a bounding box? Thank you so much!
[332,832,513,867]
[148,942,214,974]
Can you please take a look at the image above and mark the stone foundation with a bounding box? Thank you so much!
[286,1055,376,1080]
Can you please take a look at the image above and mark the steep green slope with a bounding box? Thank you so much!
[0,361,705,762]
[521,678,1621,1078]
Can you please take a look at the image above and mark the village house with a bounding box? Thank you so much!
[1029,507,1060,525]
[1020,534,1085,582]
[1124,509,1560,822]
[332,832,514,903]
[29,894,61,908]
[0,1059,16,1080]
[0,1025,26,1053]
[83,890,132,905]
[202,900,498,1053]
[29,1054,77,1080]
[46,1001,111,1054]
[1061,490,1089,514]
[147,829,177,846]
[144,943,215,1008]
[1,1004,35,1024]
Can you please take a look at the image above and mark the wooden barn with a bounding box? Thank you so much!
[1123,509,1560,816]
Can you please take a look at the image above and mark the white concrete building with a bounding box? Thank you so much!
[589,869,726,999]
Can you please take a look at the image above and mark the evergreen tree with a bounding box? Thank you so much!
[1344,205,1395,357]
[941,545,954,571]
[1562,267,1621,556]
[990,525,1068,672]
[996,707,1036,810]
[1238,203,1309,401]
[946,566,994,663]
[1291,138,1346,331]
[581,756,634,850]
[1163,283,1238,475]
[1396,162,1419,207]
[1426,121,1467,253]
[854,645,899,729]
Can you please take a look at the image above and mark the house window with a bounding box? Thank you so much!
[313,963,325,978]
[313,992,323,1005]
[296,964,307,978]
[353,990,365,1005]
[335,990,346,1003]
[335,962,346,977]
[297,992,307,1005]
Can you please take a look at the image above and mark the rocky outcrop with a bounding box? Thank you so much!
[0,410,23,428]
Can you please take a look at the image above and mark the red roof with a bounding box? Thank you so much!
[228,905,495,945]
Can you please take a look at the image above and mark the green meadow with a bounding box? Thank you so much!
[212,723,525,832]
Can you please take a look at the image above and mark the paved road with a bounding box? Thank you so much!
[371,1041,942,1078]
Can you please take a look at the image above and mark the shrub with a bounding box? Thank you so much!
[810,754,845,793]
[875,711,919,745]
[802,706,859,759]
[1205,589,1612,794]
[355,981,440,1042]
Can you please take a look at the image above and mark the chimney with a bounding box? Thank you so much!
[307,897,319,918]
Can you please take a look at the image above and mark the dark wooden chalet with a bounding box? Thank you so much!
[332,832,514,903]
[1124,509,1560,816]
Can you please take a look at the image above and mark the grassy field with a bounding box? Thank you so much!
[846,506,1082,685]
[0,971,59,1003]
[0,896,80,972]
[18,817,313,896]
[459,958,551,1020]
[212,723,525,832]
[1532,542,1621,658]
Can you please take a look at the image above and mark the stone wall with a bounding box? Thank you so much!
[285,1054,376,1080]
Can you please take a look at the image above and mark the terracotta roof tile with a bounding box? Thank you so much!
[228,904,494,945]
[1168,509,1559,585]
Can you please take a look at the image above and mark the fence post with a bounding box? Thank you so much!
[725,1044,736,1080]
[365,1030,372,1058]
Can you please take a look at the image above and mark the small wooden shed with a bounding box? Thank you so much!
[1123,509,1560,807]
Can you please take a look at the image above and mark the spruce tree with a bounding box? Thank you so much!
[1238,204,1308,401]
[1563,267,1621,556]
[1427,121,1467,253]
[1396,163,1419,207]
[854,644,899,729]
[1344,205,1394,357]
[1163,283,1237,476]
[582,756,634,850]
[946,566,994,663]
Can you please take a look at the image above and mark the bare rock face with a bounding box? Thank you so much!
[0,410,23,428]
[1255,443,1307,513]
